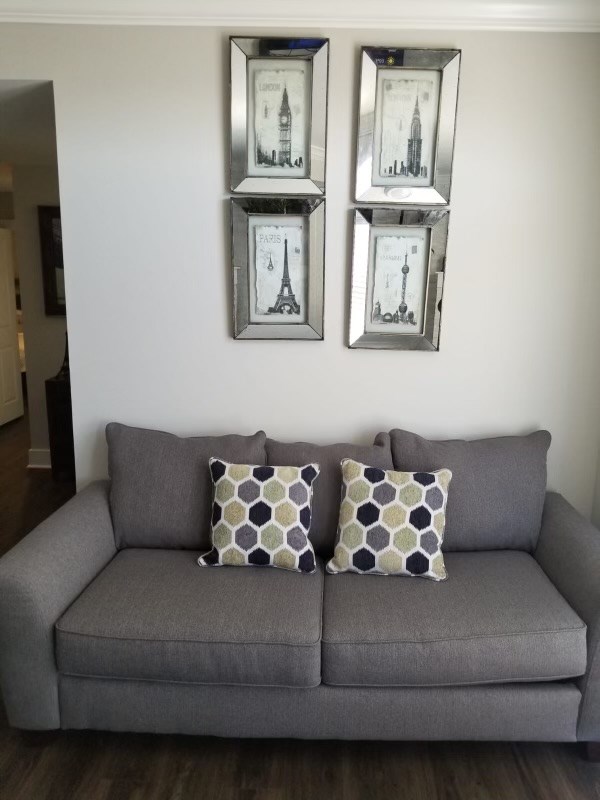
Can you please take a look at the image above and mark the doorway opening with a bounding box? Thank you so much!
[0,80,74,554]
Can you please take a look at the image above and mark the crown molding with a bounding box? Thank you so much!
[0,1,599,32]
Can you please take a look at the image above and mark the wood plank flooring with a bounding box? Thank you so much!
[1,730,599,800]
[1,415,599,800]
[0,413,75,556]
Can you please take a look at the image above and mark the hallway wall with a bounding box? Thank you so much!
[12,164,65,466]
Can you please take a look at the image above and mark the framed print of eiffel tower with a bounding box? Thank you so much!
[231,198,324,340]
[230,37,329,196]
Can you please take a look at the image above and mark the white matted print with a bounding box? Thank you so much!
[373,68,440,188]
[247,59,311,179]
[248,215,308,324]
[365,226,430,335]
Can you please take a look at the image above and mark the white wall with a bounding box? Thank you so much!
[11,164,65,463]
[593,451,600,527]
[0,25,599,517]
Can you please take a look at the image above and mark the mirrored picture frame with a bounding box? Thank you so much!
[230,37,329,196]
[349,208,449,350]
[355,48,460,206]
[38,205,66,316]
[232,197,325,340]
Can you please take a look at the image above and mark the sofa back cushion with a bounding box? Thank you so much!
[107,423,266,550]
[266,434,393,556]
[388,429,551,551]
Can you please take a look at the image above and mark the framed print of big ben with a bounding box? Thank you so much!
[230,37,329,196]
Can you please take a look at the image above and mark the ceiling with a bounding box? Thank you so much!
[0,81,58,167]
[0,0,598,31]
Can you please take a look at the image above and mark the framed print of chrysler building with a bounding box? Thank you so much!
[377,69,441,188]
[355,48,460,206]
[230,37,329,195]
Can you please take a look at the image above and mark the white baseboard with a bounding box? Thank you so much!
[28,449,51,469]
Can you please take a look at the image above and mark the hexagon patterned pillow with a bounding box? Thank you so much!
[198,459,320,573]
[326,459,452,580]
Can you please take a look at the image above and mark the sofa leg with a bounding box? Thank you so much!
[583,742,600,762]
[19,730,59,747]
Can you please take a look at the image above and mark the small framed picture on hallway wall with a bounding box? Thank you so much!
[38,206,66,316]
[355,48,461,206]
[230,37,329,196]
[231,197,324,340]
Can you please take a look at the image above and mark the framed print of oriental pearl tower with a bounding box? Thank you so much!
[230,37,329,196]
[349,208,449,351]
[355,47,460,206]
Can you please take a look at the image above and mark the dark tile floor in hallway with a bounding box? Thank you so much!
[0,414,599,800]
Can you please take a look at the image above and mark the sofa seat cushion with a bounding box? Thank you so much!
[56,549,323,688]
[322,551,586,687]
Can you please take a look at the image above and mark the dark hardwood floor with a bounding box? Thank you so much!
[1,414,599,800]
[0,413,75,557]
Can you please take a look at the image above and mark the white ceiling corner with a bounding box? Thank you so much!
[0,0,598,31]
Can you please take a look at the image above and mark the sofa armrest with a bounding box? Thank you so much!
[0,481,116,729]
[535,491,600,741]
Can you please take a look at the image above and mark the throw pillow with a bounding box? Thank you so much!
[326,459,452,580]
[199,459,320,573]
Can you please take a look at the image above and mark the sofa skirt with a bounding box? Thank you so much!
[58,676,581,742]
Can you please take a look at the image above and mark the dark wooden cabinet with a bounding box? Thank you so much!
[45,376,75,481]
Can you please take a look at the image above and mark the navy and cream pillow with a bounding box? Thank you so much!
[327,459,452,580]
[199,459,320,573]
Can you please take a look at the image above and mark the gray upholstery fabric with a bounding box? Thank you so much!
[59,676,580,741]
[266,434,393,556]
[535,492,600,742]
[56,549,323,688]
[107,422,267,550]
[0,482,116,730]
[388,428,551,551]
[322,551,586,687]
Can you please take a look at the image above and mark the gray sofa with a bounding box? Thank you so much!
[1,423,599,750]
